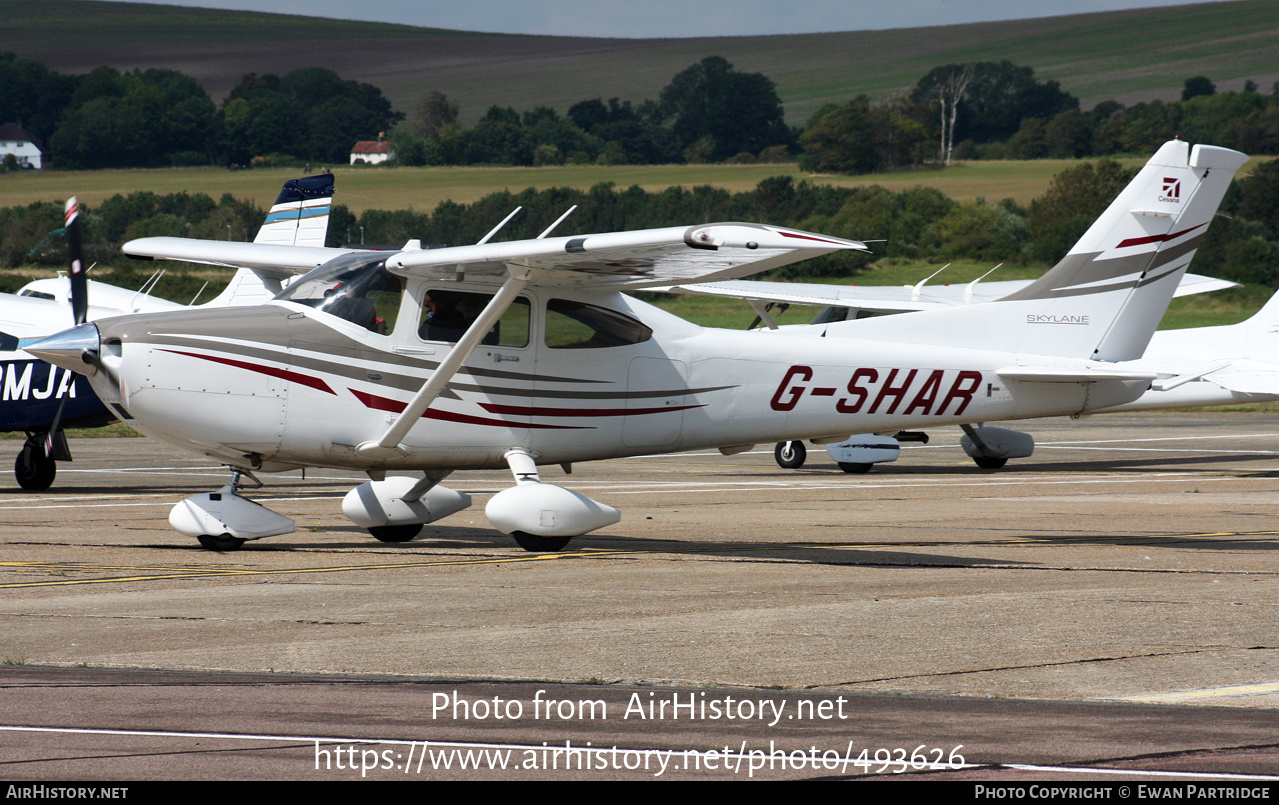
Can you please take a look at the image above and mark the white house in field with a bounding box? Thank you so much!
[349,132,394,165]
[0,124,46,169]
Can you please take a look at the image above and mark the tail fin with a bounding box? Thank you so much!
[252,173,335,248]
[203,174,336,307]
[830,141,1248,362]
[1000,140,1248,360]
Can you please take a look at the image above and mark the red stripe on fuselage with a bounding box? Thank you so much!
[1115,222,1206,249]
[159,349,336,394]
[350,389,590,430]
[479,402,705,418]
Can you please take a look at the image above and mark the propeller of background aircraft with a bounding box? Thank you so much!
[14,198,91,490]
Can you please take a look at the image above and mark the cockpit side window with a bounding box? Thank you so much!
[419,288,530,347]
[275,255,404,335]
[544,299,652,349]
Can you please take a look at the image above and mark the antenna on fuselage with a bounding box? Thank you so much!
[477,207,523,245]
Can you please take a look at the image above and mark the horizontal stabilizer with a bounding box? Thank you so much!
[1205,370,1279,395]
[996,366,1158,383]
[652,272,1236,314]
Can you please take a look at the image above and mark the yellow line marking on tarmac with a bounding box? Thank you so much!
[4,528,1278,589]
[1117,681,1279,703]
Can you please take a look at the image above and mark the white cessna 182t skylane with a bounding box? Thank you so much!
[29,140,1247,552]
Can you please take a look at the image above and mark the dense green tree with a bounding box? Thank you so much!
[926,201,1027,261]
[411,91,459,140]
[0,52,78,141]
[658,56,791,161]
[1182,76,1216,101]
[1043,109,1093,158]
[913,61,1077,145]
[799,96,929,174]
[1028,158,1137,264]
[220,66,401,164]
[52,68,218,168]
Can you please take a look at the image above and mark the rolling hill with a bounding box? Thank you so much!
[3,0,1277,125]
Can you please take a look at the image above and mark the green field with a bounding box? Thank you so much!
[5,0,1278,124]
[0,158,1148,215]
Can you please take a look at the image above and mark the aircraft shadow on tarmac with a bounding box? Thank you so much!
[127,523,1040,569]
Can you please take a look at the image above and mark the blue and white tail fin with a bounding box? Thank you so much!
[829,141,1248,362]
[253,173,335,247]
[203,174,336,307]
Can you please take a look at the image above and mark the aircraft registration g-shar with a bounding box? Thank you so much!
[29,140,1247,552]
[0,174,335,490]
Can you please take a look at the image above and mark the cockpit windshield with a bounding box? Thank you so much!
[276,252,405,334]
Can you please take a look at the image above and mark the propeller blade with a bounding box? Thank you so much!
[38,197,93,465]
[64,197,88,325]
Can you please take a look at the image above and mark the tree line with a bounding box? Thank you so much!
[4,157,1278,293]
[5,49,1278,173]
[0,53,403,169]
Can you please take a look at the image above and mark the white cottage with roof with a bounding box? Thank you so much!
[0,124,47,169]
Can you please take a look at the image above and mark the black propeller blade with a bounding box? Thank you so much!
[65,196,88,325]
[33,196,90,476]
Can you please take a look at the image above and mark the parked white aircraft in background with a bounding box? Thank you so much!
[29,140,1248,553]
[0,174,336,489]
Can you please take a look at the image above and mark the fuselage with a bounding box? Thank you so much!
[86,278,1150,474]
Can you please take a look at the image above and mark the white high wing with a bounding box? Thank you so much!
[29,140,1248,551]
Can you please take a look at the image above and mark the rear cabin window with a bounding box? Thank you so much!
[544,299,652,349]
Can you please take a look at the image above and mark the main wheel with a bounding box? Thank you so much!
[15,446,55,491]
[973,456,1008,469]
[369,524,423,543]
[837,462,872,474]
[774,441,806,469]
[197,533,246,551]
[512,531,572,552]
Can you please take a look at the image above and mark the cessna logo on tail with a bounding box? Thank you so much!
[1160,177,1182,203]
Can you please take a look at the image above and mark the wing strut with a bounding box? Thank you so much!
[356,268,533,458]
